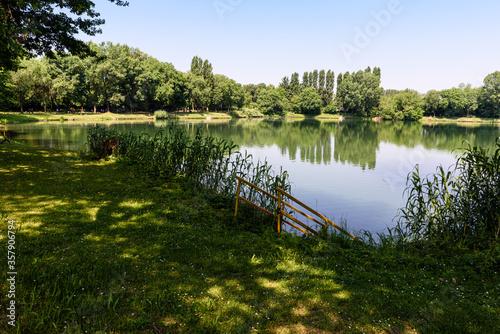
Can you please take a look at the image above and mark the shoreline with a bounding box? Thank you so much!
[1,111,499,125]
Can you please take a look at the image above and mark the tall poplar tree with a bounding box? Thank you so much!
[302,72,309,88]
[312,70,319,89]
[319,70,326,89]
[290,72,301,96]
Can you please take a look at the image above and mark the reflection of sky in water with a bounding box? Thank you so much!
[239,139,459,234]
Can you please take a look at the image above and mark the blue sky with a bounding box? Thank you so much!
[82,0,500,93]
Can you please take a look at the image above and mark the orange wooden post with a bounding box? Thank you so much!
[234,177,242,219]
[277,190,282,234]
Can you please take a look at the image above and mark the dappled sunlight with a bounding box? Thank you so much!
[83,234,103,243]
[207,285,224,298]
[257,277,289,294]
[118,200,154,209]
[2,143,499,333]
[332,291,350,299]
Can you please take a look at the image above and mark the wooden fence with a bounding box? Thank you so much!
[234,176,361,242]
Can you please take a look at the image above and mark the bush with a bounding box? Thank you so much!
[154,110,169,119]
[398,138,500,247]
[229,108,264,118]
[323,102,338,114]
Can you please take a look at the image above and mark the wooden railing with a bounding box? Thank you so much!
[234,176,361,242]
[234,175,277,218]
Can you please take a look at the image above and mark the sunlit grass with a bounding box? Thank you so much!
[0,143,499,333]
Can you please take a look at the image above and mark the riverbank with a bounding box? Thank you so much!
[1,111,499,125]
[420,115,500,124]
[0,111,155,124]
[0,143,498,333]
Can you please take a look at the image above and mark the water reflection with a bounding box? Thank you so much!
[193,119,499,170]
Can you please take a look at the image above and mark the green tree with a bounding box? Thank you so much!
[0,0,128,72]
[279,76,291,99]
[289,95,301,114]
[378,90,423,121]
[257,88,284,115]
[318,70,326,90]
[336,67,382,116]
[392,91,424,120]
[423,89,441,117]
[47,53,91,112]
[10,59,34,112]
[290,72,301,96]
[0,70,15,110]
[211,75,244,111]
[138,56,173,111]
[440,87,468,117]
[479,71,500,118]
[156,71,189,111]
[326,70,335,97]
[312,70,318,89]
[186,72,210,111]
[302,72,309,88]
[190,56,203,76]
[299,87,322,115]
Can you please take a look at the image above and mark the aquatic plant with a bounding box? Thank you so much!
[85,123,290,215]
[398,138,500,247]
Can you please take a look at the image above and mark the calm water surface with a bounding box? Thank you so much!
[6,119,500,234]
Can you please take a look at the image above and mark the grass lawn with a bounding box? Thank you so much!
[0,112,154,124]
[167,112,232,120]
[0,143,499,333]
[420,116,500,124]
[0,111,232,125]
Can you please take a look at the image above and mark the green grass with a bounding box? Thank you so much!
[421,116,500,124]
[0,112,154,124]
[1,143,499,333]
[168,112,232,120]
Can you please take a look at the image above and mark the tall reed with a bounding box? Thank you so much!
[85,123,291,215]
[397,138,500,247]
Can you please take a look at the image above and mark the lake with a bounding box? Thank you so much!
[6,119,500,234]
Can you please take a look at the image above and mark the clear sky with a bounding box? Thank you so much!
[82,0,500,93]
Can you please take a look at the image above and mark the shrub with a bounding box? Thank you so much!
[154,110,169,119]
[229,108,264,118]
[323,102,338,114]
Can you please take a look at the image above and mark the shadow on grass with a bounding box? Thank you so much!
[0,143,498,333]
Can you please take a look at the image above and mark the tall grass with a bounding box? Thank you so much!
[85,123,290,216]
[397,138,500,247]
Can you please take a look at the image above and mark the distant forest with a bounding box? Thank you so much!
[4,42,500,120]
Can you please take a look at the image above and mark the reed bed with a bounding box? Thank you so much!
[397,138,500,247]
[85,123,290,218]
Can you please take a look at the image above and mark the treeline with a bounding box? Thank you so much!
[375,79,500,120]
[7,42,245,113]
[4,41,500,119]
